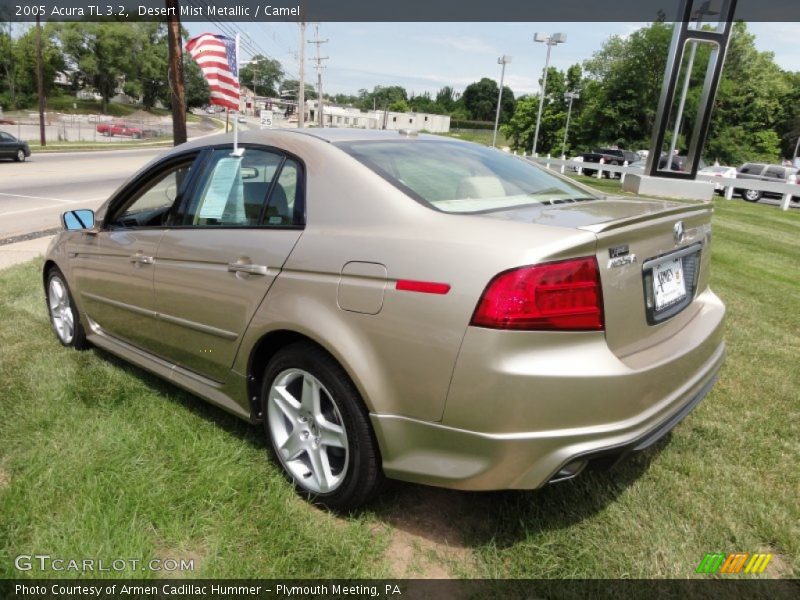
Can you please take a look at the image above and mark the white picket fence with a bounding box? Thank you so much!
[520,153,799,211]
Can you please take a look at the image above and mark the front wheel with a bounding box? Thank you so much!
[742,189,762,202]
[261,342,383,511]
[15,148,26,162]
[46,268,89,349]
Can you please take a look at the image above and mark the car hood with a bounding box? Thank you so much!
[481,196,704,231]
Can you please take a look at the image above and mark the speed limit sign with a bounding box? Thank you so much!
[260,110,273,129]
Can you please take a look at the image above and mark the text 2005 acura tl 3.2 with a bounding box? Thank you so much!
[44,129,725,509]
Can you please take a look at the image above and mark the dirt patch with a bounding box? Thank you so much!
[0,468,9,489]
[766,553,794,579]
[153,544,206,578]
[378,485,480,578]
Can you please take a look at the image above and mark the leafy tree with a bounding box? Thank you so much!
[462,77,514,122]
[281,79,317,100]
[1,24,63,109]
[357,85,407,111]
[239,55,283,97]
[54,22,141,113]
[705,22,790,164]
[435,86,457,112]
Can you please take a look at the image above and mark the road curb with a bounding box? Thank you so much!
[0,236,54,272]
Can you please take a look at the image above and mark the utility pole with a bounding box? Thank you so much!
[35,15,45,147]
[492,55,511,148]
[308,24,328,127]
[298,22,306,128]
[166,0,187,145]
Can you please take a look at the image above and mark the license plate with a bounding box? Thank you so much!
[652,257,686,311]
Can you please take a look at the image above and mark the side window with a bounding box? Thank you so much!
[109,161,194,228]
[264,159,301,226]
[0,132,13,142]
[765,167,785,179]
[177,147,282,227]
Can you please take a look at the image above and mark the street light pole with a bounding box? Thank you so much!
[531,32,566,157]
[492,55,511,148]
[561,90,579,157]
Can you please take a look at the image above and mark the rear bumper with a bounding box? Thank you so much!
[370,289,725,491]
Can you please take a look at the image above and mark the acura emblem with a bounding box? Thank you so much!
[673,221,685,245]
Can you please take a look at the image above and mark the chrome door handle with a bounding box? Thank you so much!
[227,262,268,276]
[130,254,154,265]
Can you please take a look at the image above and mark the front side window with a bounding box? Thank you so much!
[339,140,596,214]
[108,160,194,228]
[0,132,14,142]
[176,147,283,227]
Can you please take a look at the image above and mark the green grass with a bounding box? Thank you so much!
[438,128,509,147]
[42,98,171,118]
[0,196,797,579]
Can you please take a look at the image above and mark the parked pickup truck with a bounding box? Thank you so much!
[580,148,639,177]
[96,122,143,139]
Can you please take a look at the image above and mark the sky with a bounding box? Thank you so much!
[185,21,800,97]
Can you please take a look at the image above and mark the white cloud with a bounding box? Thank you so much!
[421,35,498,55]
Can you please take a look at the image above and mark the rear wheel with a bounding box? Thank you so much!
[46,268,89,349]
[14,148,26,162]
[742,189,762,202]
[261,342,382,510]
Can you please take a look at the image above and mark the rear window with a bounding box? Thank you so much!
[338,140,596,213]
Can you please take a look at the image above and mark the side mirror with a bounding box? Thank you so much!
[62,209,95,231]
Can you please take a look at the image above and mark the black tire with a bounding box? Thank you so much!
[132,133,140,140]
[14,148,26,162]
[45,267,89,350]
[741,189,762,202]
[261,342,383,511]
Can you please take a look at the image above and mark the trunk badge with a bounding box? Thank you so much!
[674,221,685,245]
[608,254,637,269]
[609,244,629,258]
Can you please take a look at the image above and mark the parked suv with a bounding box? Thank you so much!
[735,163,799,202]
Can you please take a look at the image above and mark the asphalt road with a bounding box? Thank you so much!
[0,148,167,239]
[0,115,276,240]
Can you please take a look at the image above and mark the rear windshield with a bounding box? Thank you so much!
[338,140,597,213]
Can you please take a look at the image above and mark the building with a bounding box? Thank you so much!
[307,101,450,133]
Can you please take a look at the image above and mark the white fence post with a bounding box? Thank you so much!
[782,192,792,211]
[596,157,604,179]
[620,160,628,184]
[546,153,551,169]
[724,184,734,200]
[560,154,566,174]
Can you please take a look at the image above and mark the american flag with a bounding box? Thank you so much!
[185,33,240,111]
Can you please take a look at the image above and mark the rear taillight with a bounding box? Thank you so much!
[470,257,604,331]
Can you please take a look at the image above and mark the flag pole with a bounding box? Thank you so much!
[232,33,242,156]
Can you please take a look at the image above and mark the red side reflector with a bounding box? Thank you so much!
[396,280,451,295]
[470,257,604,331]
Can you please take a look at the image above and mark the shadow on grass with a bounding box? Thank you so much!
[91,346,264,450]
[92,344,669,550]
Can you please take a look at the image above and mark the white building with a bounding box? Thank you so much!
[307,101,450,133]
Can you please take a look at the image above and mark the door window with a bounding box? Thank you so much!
[108,160,195,228]
[176,148,283,227]
[264,158,300,226]
[0,132,14,142]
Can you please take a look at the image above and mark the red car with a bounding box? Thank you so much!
[95,122,143,139]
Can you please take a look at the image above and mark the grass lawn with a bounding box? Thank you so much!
[0,194,797,579]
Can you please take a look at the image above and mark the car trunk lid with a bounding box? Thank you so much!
[484,196,713,358]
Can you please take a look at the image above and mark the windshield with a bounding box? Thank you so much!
[338,140,597,214]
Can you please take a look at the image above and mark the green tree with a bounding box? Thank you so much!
[705,22,790,164]
[435,86,457,112]
[54,22,139,113]
[239,55,283,98]
[280,79,317,100]
[357,85,407,111]
[462,77,514,123]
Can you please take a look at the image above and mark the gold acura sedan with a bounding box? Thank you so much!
[44,129,725,509]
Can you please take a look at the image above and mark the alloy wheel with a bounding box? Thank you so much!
[267,368,349,494]
[48,276,74,344]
